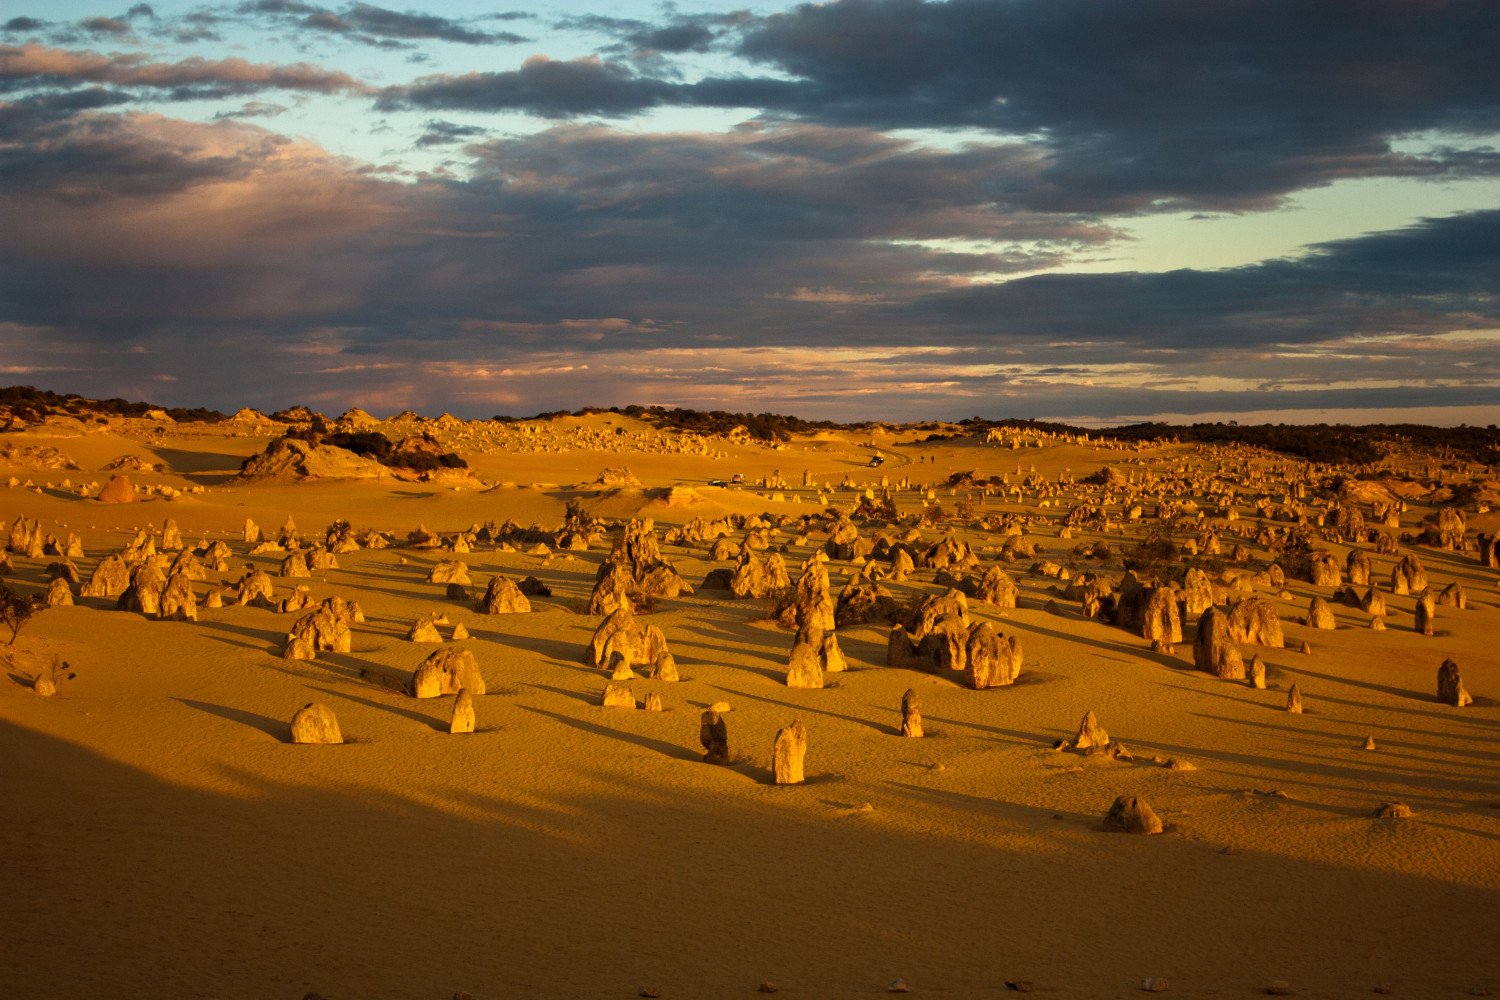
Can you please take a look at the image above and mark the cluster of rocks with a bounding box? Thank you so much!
[588,518,693,614]
[886,590,1023,689]
[587,598,676,681]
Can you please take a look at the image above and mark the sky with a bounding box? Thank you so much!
[1,0,1498,425]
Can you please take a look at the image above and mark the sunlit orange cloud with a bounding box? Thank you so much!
[770,288,892,304]
[0,43,370,94]
[4,113,413,321]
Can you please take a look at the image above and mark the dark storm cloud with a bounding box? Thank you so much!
[0,113,1104,336]
[383,56,675,117]
[212,100,289,120]
[80,16,134,36]
[732,0,1500,204]
[632,23,714,54]
[0,43,370,98]
[240,0,527,46]
[0,86,132,131]
[388,0,1500,210]
[556,11,747,54]
[0,112,282,197]
[415,118,485,146]
[903,210,1500,349]
[3,17,48,33]
[0,110,1494,418]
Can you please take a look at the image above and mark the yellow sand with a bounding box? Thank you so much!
[1,415,1496,999]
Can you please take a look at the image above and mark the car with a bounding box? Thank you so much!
[868,455,885,467]
[707,478,727,487]
[730,472,745,483]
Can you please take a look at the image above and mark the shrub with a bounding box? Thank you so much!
[0,583,40,645]
[1124,529,1178,576]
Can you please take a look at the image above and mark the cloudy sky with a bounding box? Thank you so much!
[2,0,1498,423]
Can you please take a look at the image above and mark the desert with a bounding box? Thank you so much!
[1,398,1496,999]
[4,3,1500,993]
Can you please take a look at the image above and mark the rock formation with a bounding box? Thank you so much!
[1391,553,1427,596]
[1074,710,1109,750]
[1247,654,1267,689]
[411,647,485,698]
[80,554,130,598]
[772,719,808,784]
[427,560,470,586]
[1414,589,1436,636]
[973,564,1018,608]
[478,575,531,614]
[97,475,137,504]
[282,597,357,660]
[1437,658,1472,707]
[1181,567,1214,618]
[1227,596,1283,648]
[787,623,844,688]
[587,601,669,675]
[602,682,636,709]
[965,621,1023,689]
[700,709,729,765]
[1194,607,1245,680]
[160,571,197,621]
[792,559,836,631]
[450,689,477,733]
[290,703,342,744]
[1308,551,1341,587]
[900,689,923,738]
[1140,586,1182,645]
[44,576,74,606]
[1103,795,1162,834]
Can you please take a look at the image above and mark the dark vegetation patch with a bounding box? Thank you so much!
[0,385,224,424]
[280,428,467,472]
[5,387,1496,466]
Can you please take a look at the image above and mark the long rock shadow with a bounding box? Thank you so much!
[1192,712,1500,766]
[710,683,892,735]
[999,615,1183,669]
[317,565,466,605]
[305,684,443,731]
[1407,544,1495,585]
[526,681,599,706]
[145,445,245,475]
[673,622,789,682]
[1423,818,1500,844]
[1287,664,1500,728]
[677,618,787,656]
[1135,729,1499,799]
[479,626,591,670]
[518,704,700,762]
[884,779,1093,825]
[922,712,1050,747]
[172,698,285,740]
[1266,677,1500,732]
[193,617,287,652]
[1197,726,1499,790]
[1159,681,1300,715]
